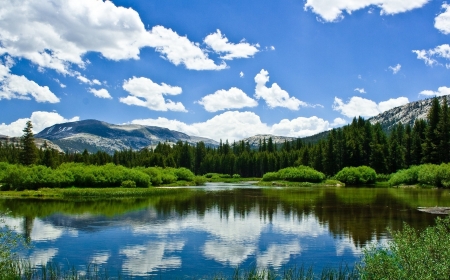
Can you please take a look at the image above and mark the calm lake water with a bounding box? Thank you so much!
[1,183,450,278]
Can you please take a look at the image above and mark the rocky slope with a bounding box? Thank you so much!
[0,135,64,152]
[35,119,218,154]
[240,134,297,148]
[368,96,450,131]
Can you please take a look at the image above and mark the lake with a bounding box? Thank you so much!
[1,183,450,278]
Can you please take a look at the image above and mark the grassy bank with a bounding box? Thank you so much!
[0,186,190,199]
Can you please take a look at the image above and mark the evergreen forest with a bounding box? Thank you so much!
[1,97,450,179]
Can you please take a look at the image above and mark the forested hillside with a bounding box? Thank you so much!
[1,97,449,178]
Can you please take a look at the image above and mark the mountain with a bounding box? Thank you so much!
[240,134,297,148]
[35,119,219,154]
[368,95,450,131]
[0,135,64,152]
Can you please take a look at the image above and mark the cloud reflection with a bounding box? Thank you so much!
[120,241,184,276]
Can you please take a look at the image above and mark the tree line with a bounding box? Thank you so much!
[1,97,450,177]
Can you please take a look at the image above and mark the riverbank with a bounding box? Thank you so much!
[0,186,190,199]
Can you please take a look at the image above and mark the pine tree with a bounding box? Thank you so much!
[20,120,37,166]
[422,97,441,164]
[437,96,450,163]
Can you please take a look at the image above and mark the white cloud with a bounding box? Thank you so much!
[419,86,450,97]
[435,4,450,34]
[120,241,184,276]
[0,0,226,73]
[0,111,79,136]
[389,64,401,74]
[354,88,366,94]
[0,63,60,103]
[131,111,344,141]
[198,87,258,112]
[54,79,66,88]
[240,71,244,78]
[333,96,409,118]
[146,26,226,71]
[89,88,112,99]
[270,116,346,137]
[413,44,450,67]
[254,69,307,110]
[203,30,259,60]
[304,0,430,22]
[77,75,102,86]
[120,77,186,112]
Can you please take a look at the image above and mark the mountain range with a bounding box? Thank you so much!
[2,96,447,154]
[34,120,218,154]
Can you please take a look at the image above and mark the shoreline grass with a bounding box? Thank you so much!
[0,186,191,199]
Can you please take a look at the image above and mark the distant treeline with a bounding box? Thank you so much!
[1,97,450,177]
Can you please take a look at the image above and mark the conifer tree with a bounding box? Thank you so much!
[19,120,37,166]
[437,96,450,163]
[422,97,441,164]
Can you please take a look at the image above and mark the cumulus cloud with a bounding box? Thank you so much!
[389,64,401,74]
[254,69,307,110]
[413,44,450,67]
[130,111,344,141]
[0,0,226,73]
[120,77,186,112]
[270,116,347,137]
[240,71,244,78]
[204,30,259,60]
[354,88,366,94]
[419,86,450,97]
[146,26,226,70]
[77,75,101,85]
[0,63,59,103]
[304,0,430,22]
[435,3,450,34]
[89,88,112,99]
[198,87,258,112]
[0,111,80,136]
[333,96,409,118]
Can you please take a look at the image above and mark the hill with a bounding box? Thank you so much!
[35,119,219,154]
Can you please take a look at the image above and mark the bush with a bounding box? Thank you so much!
[173,167,195,181]
[232,174,241,179]
[388,166,421,186]
[193,176,207,186]
[376,173,391,182]
[360,216,450,279]
[263,166,325,183]
[418,164,440,186]
[335,166,376,185]
[121,180,136,188]
[262,172,280,182]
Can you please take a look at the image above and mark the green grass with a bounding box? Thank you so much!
[0,186,190,199]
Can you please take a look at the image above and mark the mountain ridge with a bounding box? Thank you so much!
[35,119,219,154]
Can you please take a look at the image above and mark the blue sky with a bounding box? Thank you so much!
[1,0,450,141]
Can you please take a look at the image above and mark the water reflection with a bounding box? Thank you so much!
[1,186,449,277]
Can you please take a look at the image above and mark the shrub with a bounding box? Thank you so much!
[417,164,440,186]
[277,166,325,183]
[335,166,376,185]
[121,180,136,188]
[174,167,195,181]
[388,166,420,186]
[360,216,450,279]
[232,174,241,179]
[262,172,280,182]
[193,176,207,186]
[376,173,391,182]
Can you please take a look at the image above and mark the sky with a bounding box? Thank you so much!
[1,0,450,142]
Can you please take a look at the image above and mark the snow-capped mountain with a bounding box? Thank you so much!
[368,95,450,131]
[239,134,298,148]
[35,119,218,154]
